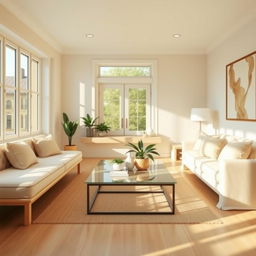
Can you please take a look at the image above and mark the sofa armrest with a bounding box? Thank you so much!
[217,159,256,210]
[182,141,194,152]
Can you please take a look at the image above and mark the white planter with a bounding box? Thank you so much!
[112,162,126,170]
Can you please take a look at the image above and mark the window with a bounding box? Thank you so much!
[95,62,157,136]
[99,66,151,77]
[5,45,17,136]
[0,36,41,140]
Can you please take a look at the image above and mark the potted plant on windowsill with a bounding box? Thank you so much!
[62,112,79,150]
[126,140,159,171]
[81,114,98,137]
[95,122,111,136]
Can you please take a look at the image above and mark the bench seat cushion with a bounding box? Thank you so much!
[0,151,82,199]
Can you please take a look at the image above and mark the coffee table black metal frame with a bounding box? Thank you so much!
[86,182,175,215]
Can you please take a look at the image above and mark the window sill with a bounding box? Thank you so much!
[80,136,162,144]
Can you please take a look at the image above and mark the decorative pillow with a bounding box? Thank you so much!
[0,145,11,171]
[248,142,256,159]
[33,136,61,157]
[201,137,227,159]
[5,142,38,169]
[218,141,252,160]
[193,135,208,152]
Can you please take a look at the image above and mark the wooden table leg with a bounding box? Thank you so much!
[24,203,32,225]
[77,163,81,174]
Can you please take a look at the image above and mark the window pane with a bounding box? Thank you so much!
[100,66,151,77]
[128,88,146,131]
[20,53,29,90]
[20,92,29,132]
[5,46,16,87]
[103,88,121,131]
[31,60,39,92]
[5,88,16,135]
[31,93,38,132]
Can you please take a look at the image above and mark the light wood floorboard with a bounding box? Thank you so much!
[0,158,256,256]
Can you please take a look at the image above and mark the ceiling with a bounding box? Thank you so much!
[1,0,256,54]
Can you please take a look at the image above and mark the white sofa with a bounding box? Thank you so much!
[182,135,256,210]
[0,137,82,225]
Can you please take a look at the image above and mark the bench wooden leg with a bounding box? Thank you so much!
[24,203,32,225]
[77,163,80,174]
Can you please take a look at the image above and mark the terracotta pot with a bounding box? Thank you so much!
[134,158,149,171]
[64,145,78,151]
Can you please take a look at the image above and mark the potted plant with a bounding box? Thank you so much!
[126,140,159,170]
[95,122,111,136]
[62,112,79,150]
[112,158,126,171]
[81,114,98,137]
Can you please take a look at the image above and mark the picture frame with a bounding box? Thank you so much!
[226,51,256,121]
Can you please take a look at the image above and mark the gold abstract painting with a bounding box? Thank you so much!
[226,51,256,121]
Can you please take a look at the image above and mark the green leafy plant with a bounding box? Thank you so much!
[62,112,79,146]
[126,140,159,161]
[81,114,98,128]
[95,122,111,133]
[112,158,124,164]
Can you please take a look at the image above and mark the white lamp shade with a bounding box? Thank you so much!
[190,108,212,123]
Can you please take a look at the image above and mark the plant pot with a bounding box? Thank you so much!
[85,127,94,137]
[112,162,126,171]
[98,131,106,137]
[134,158,149,171]
[64,145,78,151]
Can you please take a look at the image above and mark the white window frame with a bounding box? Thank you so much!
[124,84,150,136]
[4,40,18,139]
[30,57,41,135]
[92,60,158,136]
[19,48,30,136]
[0,35,41,142]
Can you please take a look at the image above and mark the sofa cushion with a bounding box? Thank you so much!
[0,150,82,199]
[5,142,38,169]
[201,137,227,159]
[218,141,252,160]
[33,136,61,157]
[249,142,256,159]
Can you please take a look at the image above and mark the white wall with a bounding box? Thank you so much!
[207,17,256,139]
[0,5,62,145]
[62,54,206,157]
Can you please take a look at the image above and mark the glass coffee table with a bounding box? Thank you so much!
[85,160,176,215]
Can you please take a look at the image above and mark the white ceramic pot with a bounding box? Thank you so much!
[112,162,126,170]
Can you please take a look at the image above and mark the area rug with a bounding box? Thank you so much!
[33,159,223,224]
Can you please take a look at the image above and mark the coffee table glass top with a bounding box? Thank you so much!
[86,160,176,185]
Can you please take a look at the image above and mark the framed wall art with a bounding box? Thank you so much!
[226,51,256,121]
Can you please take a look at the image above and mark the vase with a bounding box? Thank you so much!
[125,152,135,171]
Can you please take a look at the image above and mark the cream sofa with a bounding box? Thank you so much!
[0,137,82,225]
[182,135,256,210]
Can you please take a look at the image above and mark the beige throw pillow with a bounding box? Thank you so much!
[218,141,252,160]
[0,145,11,171]
[249,142,256,159]
[5,142,38,169]
[201,137,227,159]
[33,136,61,157]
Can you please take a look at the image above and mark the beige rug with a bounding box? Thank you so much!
[33,160,222,224]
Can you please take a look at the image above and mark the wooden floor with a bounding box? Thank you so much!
[0,158,256,256]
